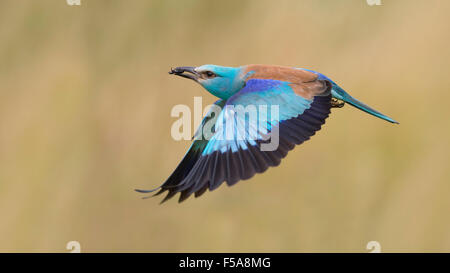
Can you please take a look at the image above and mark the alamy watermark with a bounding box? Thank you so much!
[64,240,380,253]
[366,241,382,253]
[66,0,81,6]
[67,0,380,7]
[170,97,280,151]
[66,241,81,253]
[366,0,382,6]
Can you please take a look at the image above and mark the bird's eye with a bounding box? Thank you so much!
[204,71,216,78]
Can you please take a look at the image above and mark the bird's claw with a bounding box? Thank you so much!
[331,98,345,108]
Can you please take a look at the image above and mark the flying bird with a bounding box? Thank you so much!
[136,64,398,203]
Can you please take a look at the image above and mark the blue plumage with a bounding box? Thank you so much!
[137,64,398,203]
[202,79,313,156]
[300,67,398,124]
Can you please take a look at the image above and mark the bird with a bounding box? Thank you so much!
[136,64,398,203]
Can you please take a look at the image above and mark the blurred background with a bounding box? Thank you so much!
[0,0,449,252]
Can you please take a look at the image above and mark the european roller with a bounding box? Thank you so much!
[136,64,398,203]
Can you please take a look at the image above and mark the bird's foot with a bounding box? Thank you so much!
[331,98,345,108]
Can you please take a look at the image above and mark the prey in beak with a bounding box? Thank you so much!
[169,66,199,81]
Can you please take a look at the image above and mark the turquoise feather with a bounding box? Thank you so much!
[137,64,398,203]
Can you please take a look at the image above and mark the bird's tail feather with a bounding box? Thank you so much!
[331,86,399,124]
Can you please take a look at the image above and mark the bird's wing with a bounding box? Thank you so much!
[138,78,332,203]
[135,99,226,202]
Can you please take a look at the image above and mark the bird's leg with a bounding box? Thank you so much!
[331,98,345,108]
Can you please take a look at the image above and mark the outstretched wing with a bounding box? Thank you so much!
[137,78,332,203]
[135,99,226,203]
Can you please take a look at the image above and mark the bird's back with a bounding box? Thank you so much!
[241,64,332,99]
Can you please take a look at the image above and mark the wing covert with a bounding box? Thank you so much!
[138,79,332,203]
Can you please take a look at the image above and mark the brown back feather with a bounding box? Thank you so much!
[243,64,331,99]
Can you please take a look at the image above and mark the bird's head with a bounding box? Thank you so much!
[169,65,246,99]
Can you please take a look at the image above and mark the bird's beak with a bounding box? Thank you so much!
[169,66,199,81]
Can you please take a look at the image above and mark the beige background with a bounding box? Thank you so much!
[0,0,449,252]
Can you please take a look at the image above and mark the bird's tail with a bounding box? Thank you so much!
[331,85,399,124]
